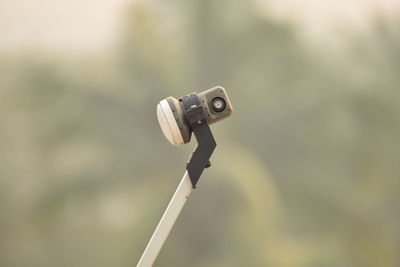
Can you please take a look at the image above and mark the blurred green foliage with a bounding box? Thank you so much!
[1,1,399,266]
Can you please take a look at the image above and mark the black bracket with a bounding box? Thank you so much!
[180,93,217,188]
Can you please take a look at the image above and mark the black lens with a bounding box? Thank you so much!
[210,97,226,113]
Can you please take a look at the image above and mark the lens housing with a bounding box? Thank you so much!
[157,86,233,146]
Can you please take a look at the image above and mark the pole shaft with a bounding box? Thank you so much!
[137,171,193,267]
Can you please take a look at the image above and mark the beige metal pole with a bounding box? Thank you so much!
[137,171,193,267]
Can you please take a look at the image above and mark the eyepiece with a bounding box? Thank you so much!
[210,97,226,113]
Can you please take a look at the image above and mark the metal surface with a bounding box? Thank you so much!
[137,172,193,267]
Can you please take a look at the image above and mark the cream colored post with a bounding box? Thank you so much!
[137,171,193,267]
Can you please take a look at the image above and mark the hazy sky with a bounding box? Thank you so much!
[0,0,398,52]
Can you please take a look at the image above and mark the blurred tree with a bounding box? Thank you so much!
[0,0,399,267]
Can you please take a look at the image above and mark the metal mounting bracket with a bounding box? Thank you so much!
[180,93,217,188]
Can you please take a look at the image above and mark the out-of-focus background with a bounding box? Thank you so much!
[1,0,400,266]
